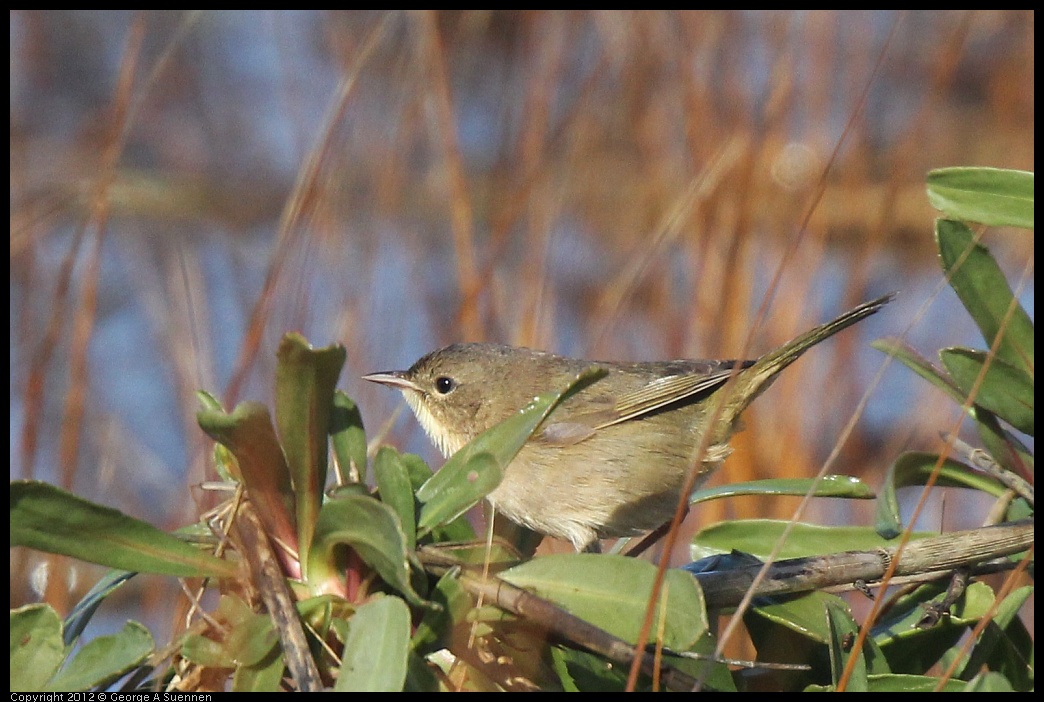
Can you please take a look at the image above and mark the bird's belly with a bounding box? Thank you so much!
[487,417,729,550]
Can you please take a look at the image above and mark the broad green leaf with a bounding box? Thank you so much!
[666,630,738,692]
[45,620,153,692]
[549,645,629,691]
[417,451,501,533]
[274,333,346,571]
[197,401,298,554]
[336,596,411,691]
[872,338,1034,475]
[940,348,1034,436]
[374,446,418,550]
[936,219,1034,375]
[330,390,368,483]
[309,495,423,604]
[691,520,934,562]
[182,595,269,669]
[10,481,236,579]
[748,591,839,645]
[875,451,1006,538]
[181,633,233,668]
[691,475,874,504]
[826,599,866,691]
[926,167,1033,229]
[958,585,1033,690]
[400,452,435,490]
[411,571,473,654]
[416,367,606,532]
[232,646,285,692]
[226,612,280,668]
[873,582,993,676]
[501,553,707,651]
[963,672,1016,692]
[10,604,65,691]
[743,588,891,684]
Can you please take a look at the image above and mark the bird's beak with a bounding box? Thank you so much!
[362,371,420,393]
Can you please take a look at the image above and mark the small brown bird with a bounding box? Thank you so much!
[365,294,892,552]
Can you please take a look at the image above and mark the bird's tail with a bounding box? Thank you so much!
[712,292,895,432]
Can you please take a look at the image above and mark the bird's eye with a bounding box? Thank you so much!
[434,376,457,395]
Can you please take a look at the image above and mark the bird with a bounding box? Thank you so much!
[364,293,893,552]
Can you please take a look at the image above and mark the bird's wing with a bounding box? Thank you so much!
[595,362,751,428]
[536,360,753,446]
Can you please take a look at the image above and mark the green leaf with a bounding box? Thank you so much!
[374,446,418,551]
[872,338,1034,475]
[274,333,347,571]
[400,452,435,490]
[226,613,280,668]
[196,401,298,554]
[10,604,65,691]
[940,348,1034,436]
[63,569,136,645]
[44,620,153,692]
[874,451,1007,538]
[10,481,236,579]
[416,367,606,532]
[331,390,368,483]
[691,520,934,562]
[181,633,233,668]
[809,673,970,692]
[691,475,875,504]
[336,596,411,691]
[963,671,1016,692]
[826,599,866,691]
[936,219,1034,375]
[309,495,423,605]
[750,591,836,645]
[549,645,628,691]
[872,337,965,401]
[411,571,473,654]
[232,646,285,692]
[500,553,707,651]
[958,585,1033,690]
[926,167,1033,229]
[416,451,502,533]
[873,582,994,676]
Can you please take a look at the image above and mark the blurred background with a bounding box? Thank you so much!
[10,10,1033,637]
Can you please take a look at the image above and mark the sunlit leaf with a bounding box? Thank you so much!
[309,495,423,604]
[940,348,1034,436]
[44,621,153,692]
[927,167,1033,229]
[501,553,707,651]
[274,333,346,571]
[197,401,298,555]
[10,481,236,579]
[875,451,1007,538]
[691,475,874,504]
[10,604,64,691]
[374,446,418,550]
[331,391,368,483]
[936,219,1034,375]
[873,338,1034,475]
[691,520,934,561]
